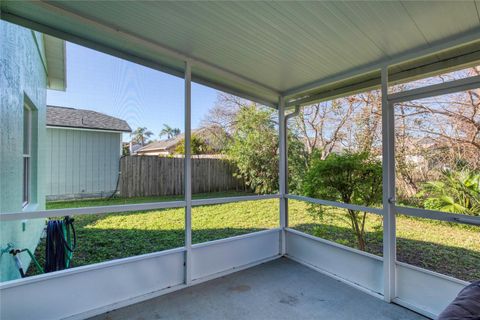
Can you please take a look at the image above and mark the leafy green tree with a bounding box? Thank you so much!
[174,134,213,155]
[122,143,130,156]
[302,152,382,251]
[420,169,480,215]
[287,133,309,193]
[159,124,181,139]
[226,105,279,194]
[222,104,308,194]
[131,127,153,146]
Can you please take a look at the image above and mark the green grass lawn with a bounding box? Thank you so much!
[29,192,479,282]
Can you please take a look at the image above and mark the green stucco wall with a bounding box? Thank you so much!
[0,21,48,281]
[45,128,122,200]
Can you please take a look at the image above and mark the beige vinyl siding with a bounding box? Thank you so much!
[45,127,121,200]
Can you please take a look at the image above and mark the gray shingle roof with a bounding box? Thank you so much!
[136,134,184,152]
[47,106,131,132]
[136,126,227,153]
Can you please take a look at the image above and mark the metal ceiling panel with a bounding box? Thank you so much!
[1,1,479,107]
[401,1,480,44]
[327,1,427,56]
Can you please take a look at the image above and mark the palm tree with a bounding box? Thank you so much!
[159,124,181,139]
[131,127,153,146]
[420,169,480,215]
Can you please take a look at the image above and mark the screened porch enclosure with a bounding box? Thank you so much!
[1,2,479,320]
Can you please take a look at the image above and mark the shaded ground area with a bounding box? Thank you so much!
[89,258,427,320]
[28,193,480,282]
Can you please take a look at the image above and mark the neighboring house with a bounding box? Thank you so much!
[125,142,142,155]
[0,22,66,281]
[403,136,454,173]
[136,126,227,156]
[45,106,131,200]
[135,134,184,156]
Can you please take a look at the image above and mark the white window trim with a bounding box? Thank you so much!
[22,104,32,208]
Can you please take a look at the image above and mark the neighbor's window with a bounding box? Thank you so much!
[23,104,32,207]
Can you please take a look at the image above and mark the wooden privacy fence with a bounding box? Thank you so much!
[119,156,246,197]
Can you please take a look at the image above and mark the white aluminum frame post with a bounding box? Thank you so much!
[278,96,287,255]
[381,66,396,302]
[184,60,192,285]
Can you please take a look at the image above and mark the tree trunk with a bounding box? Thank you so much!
[348,209,366,251]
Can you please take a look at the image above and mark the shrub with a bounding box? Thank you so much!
[302,152,382,250]
[174,134,213,155]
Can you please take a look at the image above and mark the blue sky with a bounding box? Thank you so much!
[47,42,219,141]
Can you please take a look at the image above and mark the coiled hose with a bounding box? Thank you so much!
[45,216,76,273]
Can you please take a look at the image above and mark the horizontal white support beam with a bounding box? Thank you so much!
[286,194,383,215]
[285,77,379,108]
[388,75,480,103]
[0,201,186,222]
[191,194,280,206]
[286,66,480,108]
[286,194,479,226]
[395,205,480,226]
[0,194,282,222]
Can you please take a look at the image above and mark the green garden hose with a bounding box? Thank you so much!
[9,216,76,278]
[45,216,76,272]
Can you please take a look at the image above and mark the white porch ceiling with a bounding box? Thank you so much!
[2,1,480,106]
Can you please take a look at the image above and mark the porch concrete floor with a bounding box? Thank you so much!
[90,258,427,320]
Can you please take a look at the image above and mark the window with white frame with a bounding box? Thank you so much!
[23,104,32,207]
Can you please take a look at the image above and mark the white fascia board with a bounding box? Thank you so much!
[46,125,128,134]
